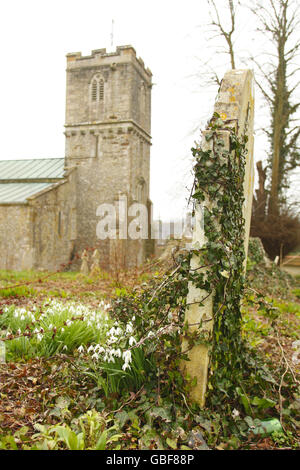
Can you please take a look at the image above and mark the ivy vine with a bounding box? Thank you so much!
[190,114,249,403]
[111,113,275,409]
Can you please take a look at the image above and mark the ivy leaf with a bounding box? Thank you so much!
[220,270,230,279]
[166,437,178,449]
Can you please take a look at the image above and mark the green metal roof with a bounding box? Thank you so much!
[0,158,66,204]
[0,182,57,203]
[0,158,65,180]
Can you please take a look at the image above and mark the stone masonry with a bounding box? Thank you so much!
[0,46,153,271]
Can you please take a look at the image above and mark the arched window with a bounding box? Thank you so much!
[90,75,104,103]
[136,178,146,202]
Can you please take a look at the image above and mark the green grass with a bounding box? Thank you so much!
[0,270,40,283]
[0,286,37,298]
[268,298,300,316]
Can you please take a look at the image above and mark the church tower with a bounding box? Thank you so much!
[64,46,153,268]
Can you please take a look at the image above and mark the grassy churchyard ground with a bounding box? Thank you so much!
[0,251,299,450]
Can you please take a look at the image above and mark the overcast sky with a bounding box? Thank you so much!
[0,0,298,220]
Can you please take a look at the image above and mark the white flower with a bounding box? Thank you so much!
[232,409,240,419]
[126,323,133,334]
[115,348,121,358]
[20,315,25,321]
[78,345,84,353]
[62,345,68,351]
[14,312,19,318]
[122,350,132,364]
[37,333,43,342]
[17,328,21,335]
[122,362,131,371]
[129,336,137,346]
[107,336,118,344]
[87,345,94,353]
[91,352,99,360]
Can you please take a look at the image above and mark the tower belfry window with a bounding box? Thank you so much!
[91,80,97,101]
[90,75,104,103]
[99,79,104,101]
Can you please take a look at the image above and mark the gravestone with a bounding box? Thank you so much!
[181,70,255,406]
[80,249,89,276]
[90,249,101,276]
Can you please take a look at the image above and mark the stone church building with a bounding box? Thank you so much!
[0,45,153,271]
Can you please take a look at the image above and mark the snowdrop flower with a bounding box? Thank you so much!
[129,336,137,346]
[20,315,25,321]
[66,319,72,327]
[123,350,132,364]
[37,333,43,342]
[17,328,21,335]
[232,409,240,419]
[61,328,65,333]
[126,323,133,334]
[48,324,53,330]
[114,348,122,358]
[78,345,84,354]
[14,312,19,318]
[91,352,99,360]
[87,345,94,353]
[107,336,118,345]
[108,327,116,336]
[122,362,131,371]
[94,345,105,354]
[62,345,68,351]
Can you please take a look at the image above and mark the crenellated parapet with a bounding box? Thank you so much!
[66,45,152,80]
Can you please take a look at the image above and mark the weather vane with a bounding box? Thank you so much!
[111,19,114,49]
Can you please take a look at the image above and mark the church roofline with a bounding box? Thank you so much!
[0,158,65,181]
[66,45,152,77]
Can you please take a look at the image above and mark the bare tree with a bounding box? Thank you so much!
[207,0,237,69]
[251,0,300,217]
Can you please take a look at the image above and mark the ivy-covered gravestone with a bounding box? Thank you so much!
[181,70,255,407]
